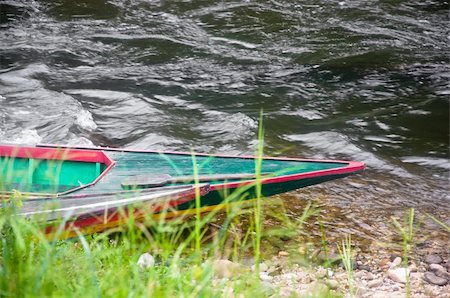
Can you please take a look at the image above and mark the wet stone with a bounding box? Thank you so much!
[422,272,448,286]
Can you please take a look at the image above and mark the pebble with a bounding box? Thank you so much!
[409,263,418,272]
[444,261,450,272]
[365,272,376,280]
[267,266,282,276]
[387,268,410,284]
[212,259,243,279]
[354,271,367,279]
[326,279,339,290]
[355,285,368,296]
[371,291,404,298]
[259,272,273,282]
[429,263,446,274]
[316,267,327,279]
[278,251,289,257]
[137,252,155,269]
[390,257,402,269]
[424,254,443,264]
[368,279,383,288]
[423,272,448,286]
[251,262,268,272]
[358,264,372,272]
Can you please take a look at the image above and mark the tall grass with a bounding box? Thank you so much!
[337,234,354,298]
[252,111,265,273]
[391,208,416,298]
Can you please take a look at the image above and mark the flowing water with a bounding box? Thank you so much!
[0,0,449,246]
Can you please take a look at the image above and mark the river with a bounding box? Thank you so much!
[0,0,448,245]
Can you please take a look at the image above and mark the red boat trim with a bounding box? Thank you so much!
[43,184,209,238]
[0,145,116,196]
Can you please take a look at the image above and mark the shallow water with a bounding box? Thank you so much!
[0,0,448,243]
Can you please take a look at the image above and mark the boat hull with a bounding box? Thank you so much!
[1,144,365,220]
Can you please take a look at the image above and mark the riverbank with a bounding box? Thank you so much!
[1,194,448,297]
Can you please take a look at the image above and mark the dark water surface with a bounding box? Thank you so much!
[0,0,449,243]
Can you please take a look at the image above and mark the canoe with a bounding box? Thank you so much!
[16,184,209,239]
[1,144,365,217]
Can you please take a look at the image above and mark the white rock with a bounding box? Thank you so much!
[259,272,273,281]
[280,272,300,281]
[137,253,155,269]
[387,268,410,284]
[326,279,339,290]
[390,257,402,269]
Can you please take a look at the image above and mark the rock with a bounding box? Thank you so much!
[259,272,273,282]
[367,279,383,288]
[212,259,243,279]
[251,262,268,272]
[279,287,296,298]
[316,267,327,279]
[371,291,404,298]
[409,263,418,272]
[298,245,307,255]
[355,285,368,296]
[387,268,410,284]
[366,272,376,280]
[241,257,255,267]
[358,264,372,272]
[443,261,450,272]
[423,272,448,286]
[390,257,402,269]
[267,266,282,276]
[278,251,290,257]
[429,263,446,273]
[279,272,300,281]
[326,279,339,290]
[354,271,367,279]
[390,254,400,262]
[137,252,155,269]
[317,248,339,263]
[424,254,443,264]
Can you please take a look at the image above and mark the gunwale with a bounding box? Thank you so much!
[36,143,365,195]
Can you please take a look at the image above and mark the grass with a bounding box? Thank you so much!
[1,133,447,297]
[337,234,354,298]
[391,208,416,298]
